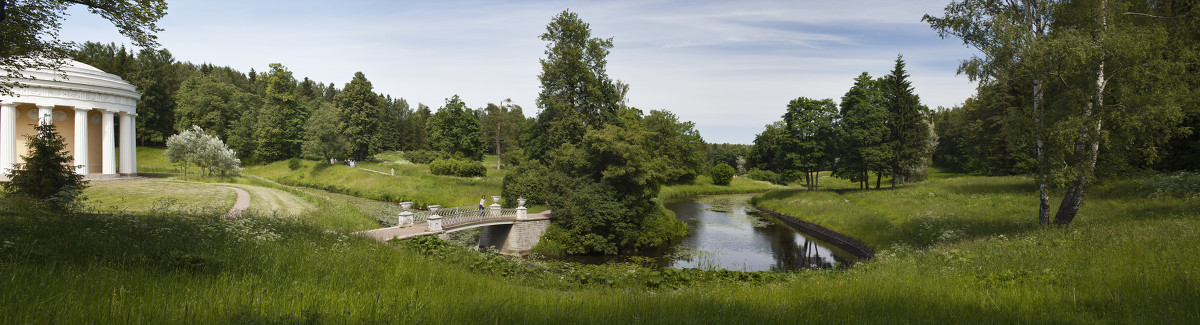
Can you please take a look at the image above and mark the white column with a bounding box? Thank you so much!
[1,103,17,175]
[37,105,53,126]
[118,112,133,175]
[130,115,137,176]
[73,108,89,175]
[101,110,116,175]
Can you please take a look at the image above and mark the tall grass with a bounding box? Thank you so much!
[2,184,1198,323]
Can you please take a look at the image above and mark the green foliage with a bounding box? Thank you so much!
[783,97,840,190]
[402,150,448,164]
[287,157,302,171]
[710,163,735,186]
[252,63,307,162]
[641,109,707,184]
[746,168,784,185]
[174,71,259,143]
[527,10,621,158]
[478,102,527,166]
[747,121,789,176]
[707,143,749,173]
[1,122,87,210]
[882,55,933,186]
[834,72,891,188]
[426,95,485,161]
[335,71,384,160]
[428,158,486,178]
[932,78,1029,176]
[301,102,349,162]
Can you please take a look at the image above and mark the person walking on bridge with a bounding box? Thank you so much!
[479,195,486,216]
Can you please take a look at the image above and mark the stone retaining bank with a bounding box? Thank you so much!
[755,207,876,259]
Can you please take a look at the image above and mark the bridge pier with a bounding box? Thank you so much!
[496,218,550,255]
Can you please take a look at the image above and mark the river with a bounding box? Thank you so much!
[548,194,858,272]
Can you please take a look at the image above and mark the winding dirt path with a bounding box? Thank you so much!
[224,187,250,218]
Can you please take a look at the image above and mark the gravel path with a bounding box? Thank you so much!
[224,187,250,218]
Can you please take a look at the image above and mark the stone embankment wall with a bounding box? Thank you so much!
[756,207,876,259]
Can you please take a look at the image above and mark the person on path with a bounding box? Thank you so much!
[479,195,486,216]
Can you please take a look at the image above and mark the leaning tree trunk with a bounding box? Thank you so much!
[1055,5,1107,227]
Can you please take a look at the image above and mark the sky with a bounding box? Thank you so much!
[59,0,979,144]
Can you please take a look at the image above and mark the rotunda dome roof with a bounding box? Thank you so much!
[1,59,141,113]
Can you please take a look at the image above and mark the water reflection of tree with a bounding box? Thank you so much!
[753,216,837,271]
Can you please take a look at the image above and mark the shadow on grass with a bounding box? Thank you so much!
[943,180,1034,195]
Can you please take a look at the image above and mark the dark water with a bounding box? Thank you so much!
[550,194,858,271]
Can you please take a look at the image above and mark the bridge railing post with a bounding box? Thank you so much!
[490,196,501,217]
[397,202,414,226]
[516,198,527,220]
[427,205,443,232]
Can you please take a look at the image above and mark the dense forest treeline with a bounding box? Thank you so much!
[70,42,527,164]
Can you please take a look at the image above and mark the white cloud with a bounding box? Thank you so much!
[58,0,976,144]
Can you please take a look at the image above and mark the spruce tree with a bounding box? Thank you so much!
[2,122,88,210]
[882,55,932,188]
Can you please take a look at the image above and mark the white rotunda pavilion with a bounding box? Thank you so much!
[0,60,141,180]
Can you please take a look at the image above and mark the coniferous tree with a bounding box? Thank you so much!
[2,122,87,210]
[882,55,932,188]
[252,63,306,162]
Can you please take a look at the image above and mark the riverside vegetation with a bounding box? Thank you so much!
[2,146,1198,323]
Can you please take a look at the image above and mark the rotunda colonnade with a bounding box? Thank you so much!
[0,60,141,180]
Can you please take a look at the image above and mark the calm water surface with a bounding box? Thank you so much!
[663,194,856,271]
[549,194,857,271]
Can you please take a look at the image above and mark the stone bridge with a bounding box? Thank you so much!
[359,197,552,255]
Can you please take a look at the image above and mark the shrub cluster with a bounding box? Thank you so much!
[746,168,785,185]
[403,150,449,164]
[710,163,735,186]
[429,158,486,177]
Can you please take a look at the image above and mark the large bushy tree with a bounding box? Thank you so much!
[503,11,687,254]
[302,102,348,163]
[252,63,307,162]
[426,95,485,161]
[335,72,384,160]
[641,109,707,184]
[2,122,87,210]
[835,72,890,189]
[527,10,621,159]
[782,97,839,190]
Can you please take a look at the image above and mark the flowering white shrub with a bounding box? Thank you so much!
[166,126,242,177]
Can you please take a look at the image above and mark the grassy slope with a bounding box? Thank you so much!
[244,157,503,209]
[13,148,1189,322]
[2,187,1197,323]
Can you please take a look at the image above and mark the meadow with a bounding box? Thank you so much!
[2,148,1196,323]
